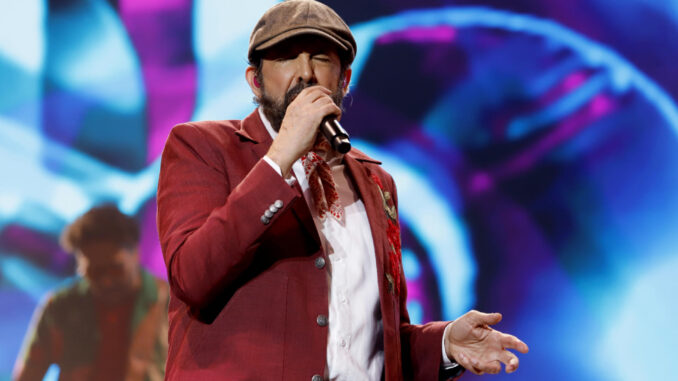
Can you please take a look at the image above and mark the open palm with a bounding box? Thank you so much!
[444,310,529,375]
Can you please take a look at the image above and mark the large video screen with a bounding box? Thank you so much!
[2,1,677,380]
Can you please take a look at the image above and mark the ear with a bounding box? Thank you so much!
[341,68,352,96]
[74,253,87,277]
[246,66,262,98]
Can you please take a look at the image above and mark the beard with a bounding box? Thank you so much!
[257,77,345,132]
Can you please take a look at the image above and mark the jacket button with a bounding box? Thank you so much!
[274,200,284,208]
[311,375,324,381]
[260,215,270,225]
[316,314,328,327]
[264,209,274,218]
[314,257,326,269]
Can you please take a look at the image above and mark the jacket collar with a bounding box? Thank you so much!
[234,109,272,146]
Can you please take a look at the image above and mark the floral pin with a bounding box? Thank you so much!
[370,172,402,296]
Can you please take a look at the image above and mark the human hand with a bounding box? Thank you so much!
[266,86,342,176]
[444,310,528,375]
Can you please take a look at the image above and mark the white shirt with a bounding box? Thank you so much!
[258,108,455,379]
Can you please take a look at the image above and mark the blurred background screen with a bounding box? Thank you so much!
[1,0,677,380]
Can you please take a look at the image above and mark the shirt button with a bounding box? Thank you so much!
[316,314,328,327]
[340,339,347,347]
[274,200,284,208]
[311,375,324,381]
[314,257,326,269]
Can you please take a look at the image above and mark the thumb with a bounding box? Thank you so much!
[467,310,502,326]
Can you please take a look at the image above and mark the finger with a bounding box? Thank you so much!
[478,360,501,375]
[456,352,484,376]
[491,349,519,373]
[319,103,342,119]
[500,334,529,353]
[298,85,331,100]
[454,352,482,375]
[296,88,332,104]
[311,94,336,105]
[466,310,502,326]
[505,352,520,373]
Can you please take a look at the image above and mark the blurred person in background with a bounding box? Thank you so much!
[13,205,168,381]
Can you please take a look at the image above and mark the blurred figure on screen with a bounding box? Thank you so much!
[13,205,168,381]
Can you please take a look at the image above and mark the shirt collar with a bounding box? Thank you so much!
[258,107,278,140]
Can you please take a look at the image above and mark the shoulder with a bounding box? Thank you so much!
[169,119,242,145]
[49,277,87,301]
[139,270,170,304]
[349,147,395,188]
[161,120,245,170]
[37,278,90,317]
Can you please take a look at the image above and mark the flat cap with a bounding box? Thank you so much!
[248,0,357,64]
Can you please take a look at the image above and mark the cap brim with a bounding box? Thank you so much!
[253,27,351,56]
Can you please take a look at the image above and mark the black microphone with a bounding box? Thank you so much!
[320,116,351,154]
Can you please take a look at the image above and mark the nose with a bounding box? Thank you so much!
[295,53,315,84]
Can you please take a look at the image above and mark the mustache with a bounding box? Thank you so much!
[284,81,317,106]
[256,78,345,132]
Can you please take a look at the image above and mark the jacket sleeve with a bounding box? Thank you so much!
[386,175,464,381]
[156,123,300,311]
[13,294,59,381]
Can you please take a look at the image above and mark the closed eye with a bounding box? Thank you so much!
[313,55,331,62]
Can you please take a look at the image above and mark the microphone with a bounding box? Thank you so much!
[320,116,351,154]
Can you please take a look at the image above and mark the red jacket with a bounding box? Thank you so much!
[157,110,449,380]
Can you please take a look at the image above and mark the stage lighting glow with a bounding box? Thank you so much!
[1,2,677,380]
[406,301,424,325]
[600,255,678,381]
[191,0,276,121]
[354,140,476,320]
[507,73,609,139]
[48,0,144,112]
[402,248,422,280]
[350,7,678,133]
[0,117,159,229]
[0,256,61,301]
[0,0,45,73]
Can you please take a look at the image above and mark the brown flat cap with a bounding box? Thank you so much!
[248,0,357,64]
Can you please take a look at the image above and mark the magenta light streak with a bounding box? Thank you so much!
[496,93,618,180]
[139,200,167,279]
[119,0,197,163]
[563,71,587,91]
[376,26,457,45]
[143,64,197,161]
[119,0,196,278]
[405,279,432,322]
[539,70,590,108]
[120,0,187,12]
[468,172,494,193]
[590,94,613,117]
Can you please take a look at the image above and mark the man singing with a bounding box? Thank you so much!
[156,1,528,379]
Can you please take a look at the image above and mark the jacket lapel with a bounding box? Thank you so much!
[343,151,388,301]
[345,150,403,379]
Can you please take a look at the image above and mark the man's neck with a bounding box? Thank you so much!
[258,107,278,140]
